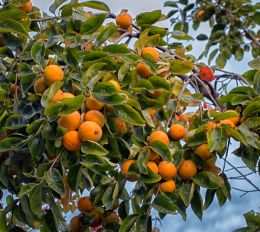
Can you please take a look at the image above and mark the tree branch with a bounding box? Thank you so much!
[243,27,260,47]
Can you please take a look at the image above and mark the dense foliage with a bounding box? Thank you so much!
[0,0,259,231]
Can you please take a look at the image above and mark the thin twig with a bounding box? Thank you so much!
[226,159,260,192]
[31,16,60,22]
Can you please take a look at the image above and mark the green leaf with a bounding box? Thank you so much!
[253,71,260,95]
[152,193,177,214]
[82,63,106,87]
[137,150,150,174]
[114,105,145,126]
[95,93,127,105]
[68,1,110,12]
[207,127,227,154]
[65,47,78,67]
[80,14,107,34]
[248,58,260,70]
[93,82,117,96]
[18,183,38,199]
[31,41,45,65]
[30,184,42,217]
[136,10,162,26]
[28,136,42,159]
[216,52,227,69]
[192,171,224,189]
[0,137,26,152]
[41,81,63,108]
[170,59,194,75]
[186,125,207,147]
[67,164,82,192]
[203,189,216,210]
[208,49,218,64]
[44,95,84,120]
[238,124,260,149]
[0,8,26,20]
[196,34,208,41]
[243,101,260,118]
[26,118,46,135]
[180,183,195,207]
[118,62,132,82]
[103,44,130,54]
[95,24,117,47]
[172,30,193,40]
[49,0,67,13]
[0,211,8,232]
[83,51,108,61]
[150,141,172,162]
[148,75,170,90]
[44,169,65,196]
[81,140,108,156]
[140,168,161,184]
[0,18,28,38]
[209,111,239,121]
[136,214,151,232]
[119,214,139,232]
[191,188,203,220]
[102,184,115,209]
[236,144,259,171]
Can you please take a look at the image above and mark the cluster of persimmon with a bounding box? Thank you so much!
[70,196,119,232]
[121,107,241,191]
[121,122,197,193]
[33,64,128,153]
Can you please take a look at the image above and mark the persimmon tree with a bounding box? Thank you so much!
[0,0,259,232]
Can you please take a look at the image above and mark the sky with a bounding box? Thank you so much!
[32,1,260,231]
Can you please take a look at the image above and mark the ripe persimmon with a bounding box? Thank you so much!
[108,80,121,91]
[58,111,81,131]
[178,114,189,123]
[225,110,240,125]
[84,110,106,128]
[198,66,215,82]
[148,131,170,146]
[141,47,160,62]
[52,91,74,104]
[150,150,159,161]
[79,121,102,142]
[85,42,94,51]
[121,159,137,181]
[20,0,33,13]
[63,131,82,151]
[34,77,48,94]
[204,164,221,174]
[178,160,197,180]
[159,179,176,192]
[85,96,105,111]
[70,216,82,232]
[219,119,236,137]
[147,161,159,174]
[114,117,128,135]
[43,65,64,86]
[168,124,186,140]
[105,212,120,224]
[89,210,102,228]
[158,161,177,180]
[194,143,211,159]
[77,197,94,213]
[116,10,132,29]
[136,63,153,78]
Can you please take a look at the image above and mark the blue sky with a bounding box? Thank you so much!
[33,1,260,231]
